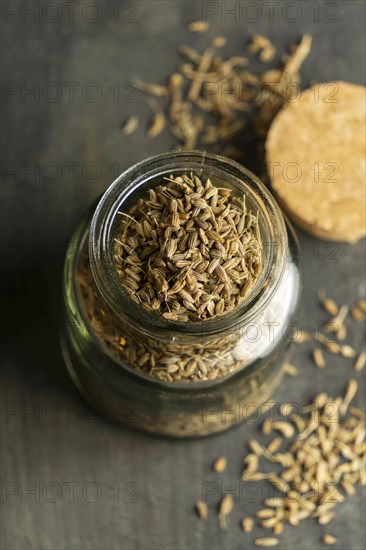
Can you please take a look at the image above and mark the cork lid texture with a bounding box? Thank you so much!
[266,81,366,243]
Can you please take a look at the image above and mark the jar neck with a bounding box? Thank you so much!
[89,151,287,342]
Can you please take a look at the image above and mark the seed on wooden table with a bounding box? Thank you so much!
[340,378,358,414]
[254,538,279,547]
[266,437,282,454]
[315,331,327,344]
[269,476,289,494]
[134,79,168,97]
[146,99,165,138]
[271,421,294,438]
[318,289,339,316]
[262,418,273,435]
[318,511,336,525]
[322,534,337,545]
[219,494,234,529]
[279,403,293,416]
[241,516,254,533]
[351,305,364,321]
[354,351,366,371]
[324,304,348,335]
[296,331,311,343]
[264,498,284,508]
[248,439,264,455]
[195,501,207,520]
[340,345,356,358]
[314,392,329,408]
[242,453,258,474]
[272,522,283,535]
[187,20,209,33]
[213,457,227,473]
[249,34,276,62]
[324,341,341,354]
[283,363,298,376]
[261,516,280,529]
[340,479,356,495]
[312,348,326,368]
[211,36,227,48]
[256,508,276,518]
[121,115,139,135]
[335,323,347,341]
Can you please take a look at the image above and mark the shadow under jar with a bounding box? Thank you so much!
[61,151,302,438]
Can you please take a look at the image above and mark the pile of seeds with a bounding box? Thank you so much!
[195,378,365,546]
[113,173,262,321]
[243,381,365,531]
[309,290,366,372]
[122,28,312,155]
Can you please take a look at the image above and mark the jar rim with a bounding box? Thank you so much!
[89,150,288,342]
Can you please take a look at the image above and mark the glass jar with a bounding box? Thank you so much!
[60,151,302,438]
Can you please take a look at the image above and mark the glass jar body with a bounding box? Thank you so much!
[61,153,302,437]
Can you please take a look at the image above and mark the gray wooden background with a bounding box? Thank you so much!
[1,1,365,549]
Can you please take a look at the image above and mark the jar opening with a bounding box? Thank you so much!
[89,151,287,341]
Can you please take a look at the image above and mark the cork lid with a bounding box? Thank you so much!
[265,81,366,243]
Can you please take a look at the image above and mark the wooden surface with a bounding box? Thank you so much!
[1,1,365,549]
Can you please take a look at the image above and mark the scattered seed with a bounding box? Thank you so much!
[249,439,264,455]
[272,522,283,535]
[242,516,254,533]
[318,289,339,316]
[254,538,279,547]
[315,332,327,344]
[211,36,227,48]
[296,331,311,344]
[267,437,282,454]
[213,457,227,473]
[351,306,364,321]
[264,498,284,508]
[340,378,358,415]
[195,501,207,520]
[219,495,234,529]
[354,351,366,371]
[262,418,273,435]
[283,363,298,376]
[134,80,168,97]
[147,99,165,138]
[318,512,336,525]
[121,115,139,135]
[322,534,337,545]
[340,345,356,358]
[324,341,341,354]
[256,509,276,519]
[279,403,293,416]
[335,323,347,341]
[248,35,276,63]
[123,32,312,150]
[313,348,326,368]
[271,421,294,438]
[237,380,364,540]
[187,20,209,33]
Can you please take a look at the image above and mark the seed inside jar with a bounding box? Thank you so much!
[113,173,262,322]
